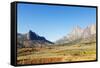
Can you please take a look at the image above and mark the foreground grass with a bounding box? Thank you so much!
[17,42,96,64]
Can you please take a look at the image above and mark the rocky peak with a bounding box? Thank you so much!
[56,24,96,44]
[27,30,39,40]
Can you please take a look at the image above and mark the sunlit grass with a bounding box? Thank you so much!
[17,42,96,64]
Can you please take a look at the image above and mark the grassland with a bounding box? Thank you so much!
[17,42,96,64]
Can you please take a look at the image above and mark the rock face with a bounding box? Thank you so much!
[56,24,96,44]
[17,30,53,48]
[67,26,83,41]
[83,24,96,39]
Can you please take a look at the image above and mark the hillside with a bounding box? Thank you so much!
[56,24,96,44]
[17,30,54,48]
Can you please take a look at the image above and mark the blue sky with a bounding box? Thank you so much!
[17,3,96,42]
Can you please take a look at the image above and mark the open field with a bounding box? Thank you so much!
[17,42,96,64]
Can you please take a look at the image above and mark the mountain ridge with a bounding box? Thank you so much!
[56,24,96,44]
[17,24,96,48]
[17,30,54,48]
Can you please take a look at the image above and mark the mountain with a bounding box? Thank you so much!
[82,24,96,39]
[17,30,54,48]
[56,24,96,44]
[67,26,83,41]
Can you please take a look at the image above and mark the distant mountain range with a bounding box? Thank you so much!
[17,30,53,48]
[17,24,96,48]
[56,24,96,44]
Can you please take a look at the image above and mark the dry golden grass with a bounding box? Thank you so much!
[17,42,96,64]
[17,57,63,64]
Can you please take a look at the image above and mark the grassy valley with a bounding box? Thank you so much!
[17,24,96,64]
[17,41,96,64]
